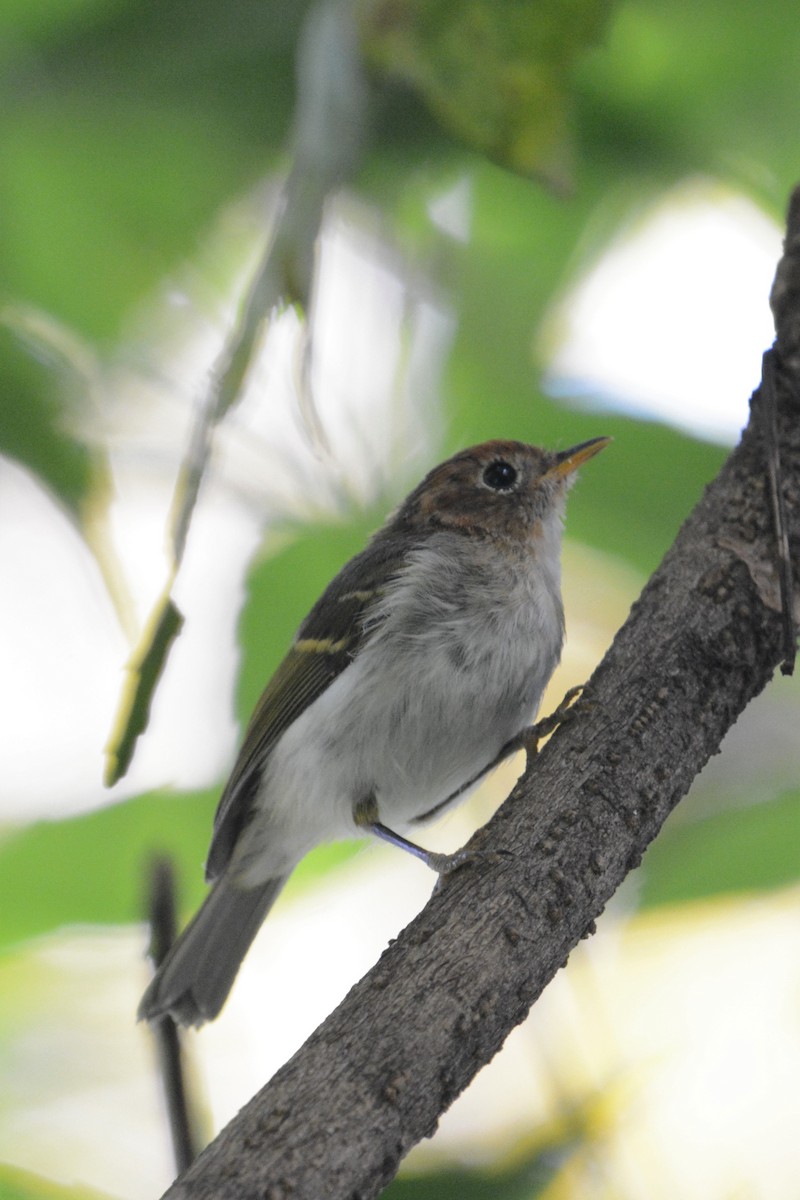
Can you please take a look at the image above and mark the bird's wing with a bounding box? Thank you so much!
[205,533,406,880]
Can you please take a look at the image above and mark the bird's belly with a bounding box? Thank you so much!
[355,653,530,825]
[237,582,562,885]
[271,632,551,831]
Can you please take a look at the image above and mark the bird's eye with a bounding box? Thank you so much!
[482,460,518,492]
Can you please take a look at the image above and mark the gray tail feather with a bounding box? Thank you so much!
[138,874,287,1027]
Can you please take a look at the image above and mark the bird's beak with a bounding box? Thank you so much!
[547,436,612,480]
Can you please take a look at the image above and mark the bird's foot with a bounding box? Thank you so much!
[502,684,593,763]
[427,846,514,877]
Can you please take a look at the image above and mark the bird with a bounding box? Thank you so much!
[138,436,610,1027]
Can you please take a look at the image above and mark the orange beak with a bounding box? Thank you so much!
[547,436,612,480]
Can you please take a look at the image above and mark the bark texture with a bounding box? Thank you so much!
[163,190,800,1200]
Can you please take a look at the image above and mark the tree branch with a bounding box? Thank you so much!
[162,189,800,1200]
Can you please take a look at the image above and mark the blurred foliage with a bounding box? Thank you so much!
[381,1102,590,1199]
[382,1150,559,1200]
[0,786,361,952]
[0,790,216,952]
[0,1163,112,1200]
[0,323,94,512]
[359,0,611,183]
[1,0,799,1196]
[640,789,800,909]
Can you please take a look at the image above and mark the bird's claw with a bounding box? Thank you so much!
[431,846,514,891]
[505,684,595,763]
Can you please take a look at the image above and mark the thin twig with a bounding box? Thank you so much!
[146,857,201,1176]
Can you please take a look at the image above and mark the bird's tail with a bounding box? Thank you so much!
[138,873,287,1027]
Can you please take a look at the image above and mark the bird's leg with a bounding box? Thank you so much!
[353,795,495,876]
[499,684,590,764]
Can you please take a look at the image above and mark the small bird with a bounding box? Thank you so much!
[139,436,609,1026]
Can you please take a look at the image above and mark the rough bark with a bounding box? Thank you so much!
[163,189,800,1200]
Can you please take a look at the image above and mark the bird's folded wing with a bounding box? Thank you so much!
[205,533,408,879]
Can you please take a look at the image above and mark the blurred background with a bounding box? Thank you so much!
[1,1,799,1197]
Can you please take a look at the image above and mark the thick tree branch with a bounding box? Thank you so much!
[163,190,800,1200]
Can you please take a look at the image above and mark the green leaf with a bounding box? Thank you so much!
[0,791,216,950]
[0,324,95,513]
[360,0,612,182]
[0,786,363,952]
[639,790,800,909]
